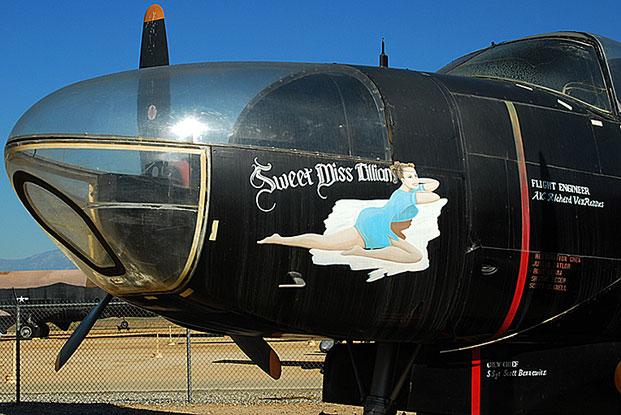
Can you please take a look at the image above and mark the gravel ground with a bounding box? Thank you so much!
[0,398,364,415]
[0,391,415,414]
[0,395,415,415]
[4,390,325,405]
[127,402,363,414]
[0,325,416,414]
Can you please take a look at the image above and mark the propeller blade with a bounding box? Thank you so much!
[55,293,113,371]
[230,335,282,380]
[139,4,169,68]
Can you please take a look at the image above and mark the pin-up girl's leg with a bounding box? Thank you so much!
[342,237,422,264]
[258,227,365,251]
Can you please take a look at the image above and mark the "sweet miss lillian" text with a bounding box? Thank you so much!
[249,158,395,212]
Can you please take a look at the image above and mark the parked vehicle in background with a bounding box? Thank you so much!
[0,269,152,339]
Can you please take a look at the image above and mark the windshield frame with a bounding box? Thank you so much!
[439,33,620,117]
[593,34,621,115]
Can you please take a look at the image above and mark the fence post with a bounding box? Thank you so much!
[15,301,20,405]
[186,328,192,403]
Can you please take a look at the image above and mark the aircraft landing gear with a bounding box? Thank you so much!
[117,318,130,331]
[363,343,397,415]
[19,324,34,340]
[363,343,420,415]
[18,321,49,339]
[38,323,50,338]
[322,342,422,413]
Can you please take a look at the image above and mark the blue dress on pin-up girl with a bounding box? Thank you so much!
[354,184,425,249]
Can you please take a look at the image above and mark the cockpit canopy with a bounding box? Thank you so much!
[440,32,621,114]
[9,62,388,160]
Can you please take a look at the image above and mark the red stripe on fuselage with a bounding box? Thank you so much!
[496,102,530,337]
[471,348,481,415]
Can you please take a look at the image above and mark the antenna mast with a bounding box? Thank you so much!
[379,38,389,68]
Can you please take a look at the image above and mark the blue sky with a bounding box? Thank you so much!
[1,0,620,259]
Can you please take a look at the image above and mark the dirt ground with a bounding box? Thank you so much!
[0,401,366,415]
[0,319,363,413]
[0,319,416,414]
[127,402,364,415]
[0,325,324,395]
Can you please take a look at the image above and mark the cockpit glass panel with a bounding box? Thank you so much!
[594,35,621,111]
[9,63,388,159]
[24,182,115,269]
[229,70,388,159]
[7,146,204,294]
[445,39,612,111]
[10,63,306,144]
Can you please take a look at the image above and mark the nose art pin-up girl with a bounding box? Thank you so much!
[258,162,440,264]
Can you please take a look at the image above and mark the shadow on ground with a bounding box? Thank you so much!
[214,359,323,370]
[0,402,175,415]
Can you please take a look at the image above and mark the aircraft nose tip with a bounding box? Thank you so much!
[5,142,208,296]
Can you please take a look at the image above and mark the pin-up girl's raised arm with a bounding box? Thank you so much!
[417,177,440,192]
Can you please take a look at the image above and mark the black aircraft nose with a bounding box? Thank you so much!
[4,60,379,295]
[4,63,234,296]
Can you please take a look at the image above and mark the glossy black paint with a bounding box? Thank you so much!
[124,56,621,348]
[419,343,621,414]
[323,341,621,414]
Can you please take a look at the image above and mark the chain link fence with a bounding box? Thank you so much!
[0,300,325,404]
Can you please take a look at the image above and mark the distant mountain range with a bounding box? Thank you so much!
[0,249,76,272]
